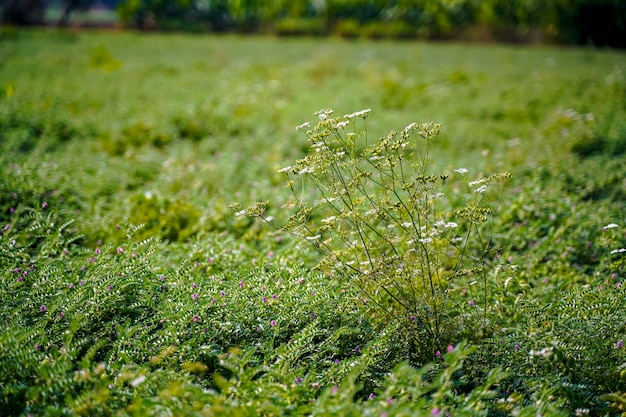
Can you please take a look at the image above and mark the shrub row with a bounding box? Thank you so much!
[115,0,626,47]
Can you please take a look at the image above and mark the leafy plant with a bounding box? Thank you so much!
[240,109,510,364]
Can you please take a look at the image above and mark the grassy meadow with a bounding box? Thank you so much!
[1,29,626,416]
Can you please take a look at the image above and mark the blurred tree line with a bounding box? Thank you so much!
[115,0,624,47]
[1,0,624,47]
[0,0,104,26]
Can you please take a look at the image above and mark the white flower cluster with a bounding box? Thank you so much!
[295,122,310,131]
[315,108,334,120]
[344,109,371,119]
[474,185,488,194]
[434,220,458,229]
[468,178,486,187]
[454,168,468,174]
[529,347,553,358]
[403,122,418,134]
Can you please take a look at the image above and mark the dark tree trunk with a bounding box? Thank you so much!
[1,0,47,26]
[58,0,80,27]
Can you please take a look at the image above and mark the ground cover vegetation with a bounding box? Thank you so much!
[1,29,625,415]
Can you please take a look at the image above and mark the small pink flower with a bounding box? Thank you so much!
[193,315,199,322]
[208,257,214,263]
[270,320,277,327]
[40,305,47,312]
[220,290,225,297]
[42,202,48,209]
[617,340,623,348]
[192,293,198,300]
[192,283,198,289]
[432,407,441,416]
[368,393,375,400]
[239,280,244,288]
[58,312,64,318]
[435,350,441,357]
[354,346,361,353]
[211,298,216,304]
[69,283,74,289]
[117,247,123,254]
[267,251,274,259]
[312,382,319,389]
[469,300,475,306]
[447,344,454,353]
[332,386,338,395]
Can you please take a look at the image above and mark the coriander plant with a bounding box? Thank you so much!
[240,109,510,362]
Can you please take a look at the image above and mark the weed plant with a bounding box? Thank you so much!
[240,109,510,364]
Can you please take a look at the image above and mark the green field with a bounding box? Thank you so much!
[1,29,626,416]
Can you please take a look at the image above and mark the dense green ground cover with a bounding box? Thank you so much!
[1,29,625,415]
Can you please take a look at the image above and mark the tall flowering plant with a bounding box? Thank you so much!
[241,109,510,359]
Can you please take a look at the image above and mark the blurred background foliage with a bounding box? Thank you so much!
[1,0,625,47]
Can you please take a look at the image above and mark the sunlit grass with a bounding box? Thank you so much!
[1,30,625,415]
